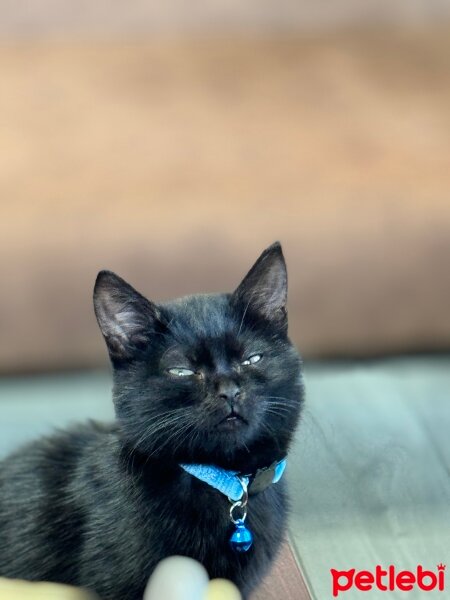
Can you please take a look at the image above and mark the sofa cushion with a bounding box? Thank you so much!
[1,31,449,372]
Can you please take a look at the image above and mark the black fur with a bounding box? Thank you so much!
[0,242,304,599]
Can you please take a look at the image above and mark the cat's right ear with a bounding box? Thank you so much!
[93,270,159,361]
[232,241,288,330]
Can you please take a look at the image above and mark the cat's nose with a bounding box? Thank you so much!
[217,381,240,406]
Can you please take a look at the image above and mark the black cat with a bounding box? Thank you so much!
[0,242,304,600]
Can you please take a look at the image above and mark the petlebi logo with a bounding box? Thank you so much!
[331,563,446,597]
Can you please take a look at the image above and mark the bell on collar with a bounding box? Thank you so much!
[229,519,253,552]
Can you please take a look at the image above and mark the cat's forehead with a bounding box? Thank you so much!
[162,293,234,340]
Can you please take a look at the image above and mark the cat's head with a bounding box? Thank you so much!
[94,242,303,469]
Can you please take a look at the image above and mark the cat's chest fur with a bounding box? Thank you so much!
[82,435,288,599]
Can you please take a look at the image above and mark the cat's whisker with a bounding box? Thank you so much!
[149,419,196,458]
[258,420,277,439]
[264,402,297,412]
[263,399,298,406]
[264,408,292,420]
[171,421,199,457]
[131,414,186,452]
[143,413,189,433]
[262,398,299,408]
[141,407,190,423]
[264,406,292,414]
[126,411,194,465]
[136,416,189,450]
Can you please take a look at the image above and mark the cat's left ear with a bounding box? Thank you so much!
[93,270,160,361]
[232,241,288,329]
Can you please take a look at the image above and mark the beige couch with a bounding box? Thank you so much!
[1,29,449,373]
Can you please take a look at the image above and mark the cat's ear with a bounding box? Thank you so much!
[232,241,288,329]
[93,270,159,361]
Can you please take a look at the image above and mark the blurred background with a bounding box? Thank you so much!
[0,2,449,599]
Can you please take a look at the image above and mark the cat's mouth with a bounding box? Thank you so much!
[216,410,248,429]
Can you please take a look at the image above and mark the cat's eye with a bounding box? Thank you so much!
[242,354,262,366]
[168,368,195,377]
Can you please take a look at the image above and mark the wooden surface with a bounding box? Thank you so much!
[288,357,450,600]
[251,541,310,600]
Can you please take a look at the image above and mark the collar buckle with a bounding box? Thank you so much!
[244,459,284,495]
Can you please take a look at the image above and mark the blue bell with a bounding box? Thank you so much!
[229,519,253,552]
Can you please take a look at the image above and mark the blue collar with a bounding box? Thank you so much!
[180,458,287,501]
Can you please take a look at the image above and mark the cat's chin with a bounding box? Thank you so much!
[208,425,254,463]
